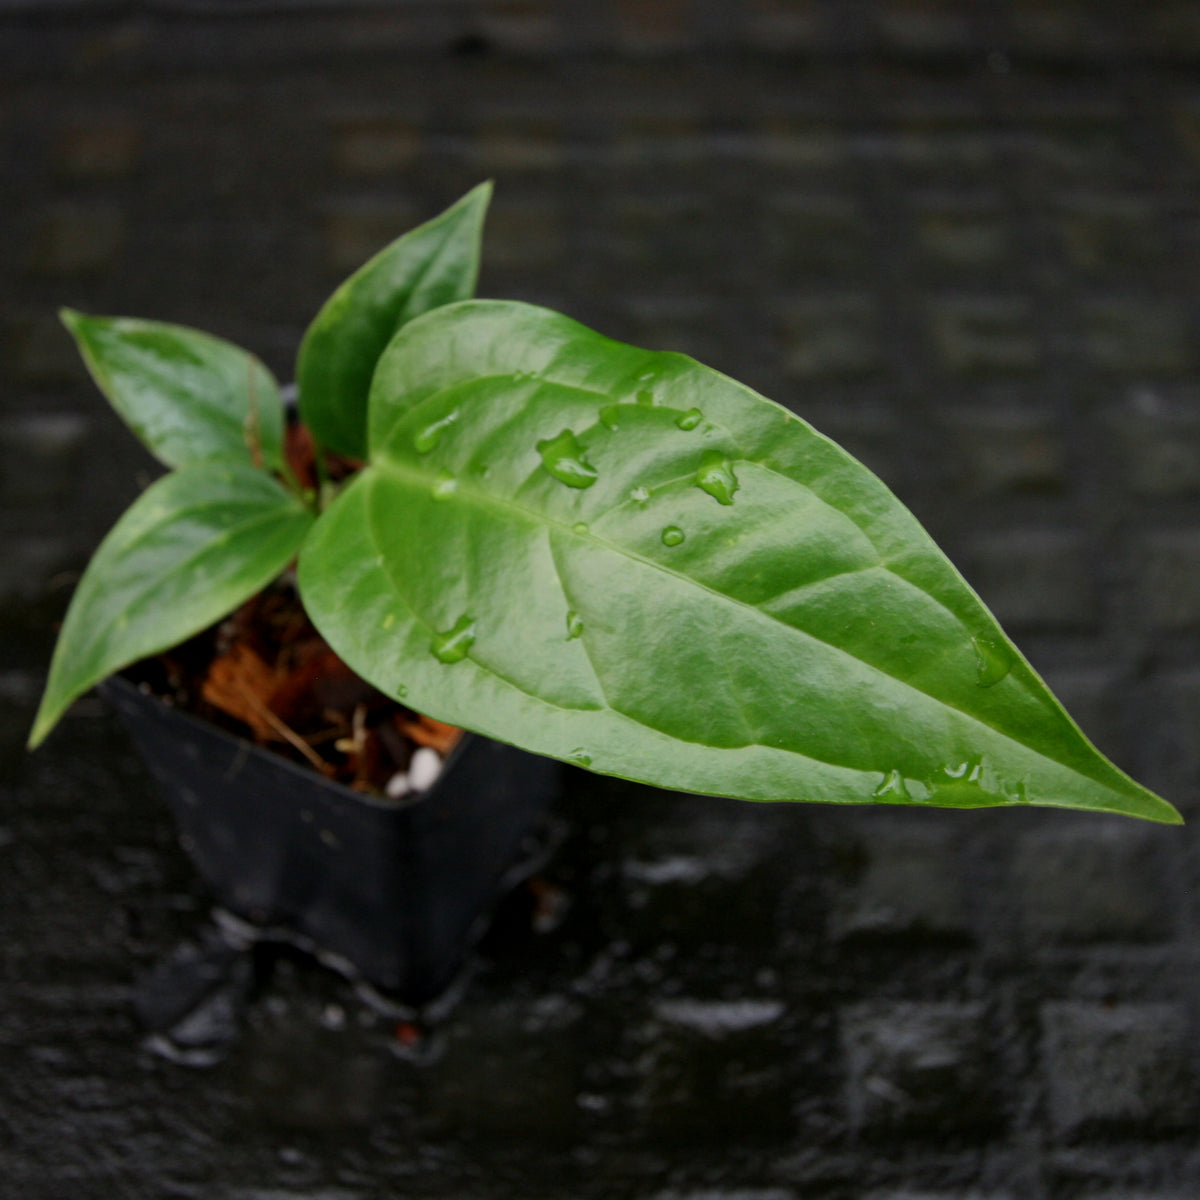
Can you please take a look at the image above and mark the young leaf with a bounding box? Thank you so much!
[296,181,493,462]
[28,461,313,748]
[298,300,1180,824]
[61,310,285,471]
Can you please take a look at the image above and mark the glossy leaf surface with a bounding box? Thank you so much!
[29,461,312,748]
[300,300,1179,823]
[296,181,492,461]
[61,310,285,471]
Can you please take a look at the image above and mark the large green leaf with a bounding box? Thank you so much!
[61,310,285,471]
[298,300,1180,823]
[296,181,492,461]
[28,461,313,748]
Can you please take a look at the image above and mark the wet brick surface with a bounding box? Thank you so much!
[4,2,1200,1197]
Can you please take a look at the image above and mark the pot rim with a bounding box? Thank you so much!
[100,673,477,813]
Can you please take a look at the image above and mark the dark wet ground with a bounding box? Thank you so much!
[6,675,1200,1198]
[5,3,1200,1196]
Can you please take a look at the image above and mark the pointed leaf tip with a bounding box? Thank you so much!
[297,181,494,461]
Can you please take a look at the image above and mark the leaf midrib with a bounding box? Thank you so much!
[369,451,1114,790]
[384,368,958,624]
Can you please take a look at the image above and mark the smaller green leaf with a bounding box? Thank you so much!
[61,310,285,471]
[28,461,313,748]
[296,181,493,461]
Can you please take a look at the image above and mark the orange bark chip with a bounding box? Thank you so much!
[395,714,463,756]
[201,642,280,740]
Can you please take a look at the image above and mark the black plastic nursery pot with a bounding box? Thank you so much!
[100,676,561,1008]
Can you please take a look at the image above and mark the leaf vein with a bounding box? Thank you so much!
[369,457,1022,754]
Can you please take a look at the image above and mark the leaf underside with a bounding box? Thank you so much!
[298,300,1180,824]
[28,461,313,748]
[296,181,492,461]
[61,310,285,471]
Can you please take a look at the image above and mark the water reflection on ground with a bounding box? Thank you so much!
[5,696,1196,1197]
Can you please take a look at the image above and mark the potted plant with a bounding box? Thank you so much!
[26,181,1181,1014]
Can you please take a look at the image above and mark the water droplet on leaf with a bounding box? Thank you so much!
[942,756,984,784]
[537,429,598,489]
[569,748,592,767]
[573,521,589,534]
[630,486,650,503]
[432,469,457,499]
[972,635,1012,687]
[566,611,584,639]
[414,409,460,454]
[431,614,476,664]
[662,525,685,546]
[599,405,622,431]
[1007,779,1030,804]
[921,755,1004,808]
[695,450,739,505]
[381,613,396,630]
[873,768,911,801]
[676,408,703,430]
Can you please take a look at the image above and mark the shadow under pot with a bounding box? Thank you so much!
[100,676,561,1009]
